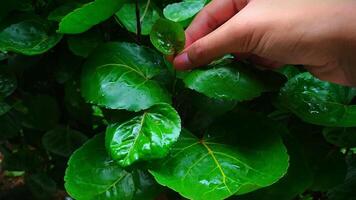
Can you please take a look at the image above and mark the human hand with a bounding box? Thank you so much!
[173,0,356,86]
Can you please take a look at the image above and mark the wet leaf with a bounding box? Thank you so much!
[163,0,206,22]
[81,42,171,111]
[150,18,185,55]
[106,103,181,167]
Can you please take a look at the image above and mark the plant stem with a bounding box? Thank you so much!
[135,0,141,43]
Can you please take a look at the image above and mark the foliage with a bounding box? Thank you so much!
[0,0,355,200]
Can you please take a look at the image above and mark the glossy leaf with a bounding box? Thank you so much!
[81,42,171,111]
[58,0,126,34]
[106,103,181,167]
[150,18,185,55]
[183,62,266,101]
[42,126,88,157]
[163,0,206,22]
[0,71,17,99]
[67,29,103,57]
[65,134,161,200]
[150,112,289,200]
[277,72,356,127]
[0,19,62,55]
[115,1,160,35]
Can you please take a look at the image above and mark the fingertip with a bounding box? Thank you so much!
[173,52,193,70]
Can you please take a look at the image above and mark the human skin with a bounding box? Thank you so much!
[173,0,356,86]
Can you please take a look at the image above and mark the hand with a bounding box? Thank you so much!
[173,0,356,86]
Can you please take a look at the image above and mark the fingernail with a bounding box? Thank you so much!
[173,52,192,70]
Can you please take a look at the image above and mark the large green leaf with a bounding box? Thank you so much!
[149,112,289,200]
[81,42,171,111]
[323,127,356,148]
[150,18,185,55]
[183,62,266,101]
[0,18,62,55]
[42,125,88,157]
[115,1,160,35]
[64,134,161,200]
[106,103,181,167]
[238,133,312,200]
[163,0,206,22]
[277,72,356,127]
[58,0,126,34]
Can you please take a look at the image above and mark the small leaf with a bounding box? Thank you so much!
[106,103,181,167]
[150,112,289,200]
[163,0,206,22]
[0,70,17,99]
[67,29,103,57]
[277,72,356,127]
[150,18,185,55]
[0,101,11,116]
[183,62,266,101]
[58,0,126,34]
[323,127,356,148]
[115,1,160,35]
[81,42,171,111]
[0,18,62,55]
[42,125,88,157]
[65,134,161,200]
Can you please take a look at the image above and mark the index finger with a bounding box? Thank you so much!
[185,0,249,47]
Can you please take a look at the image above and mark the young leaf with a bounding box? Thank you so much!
[163,0,206,22]
[150,18,185,55]
[106,103,181,167]
[58,0,126,34]
[149,112,289,200]
[81,42,171,111]
[115,1,160,35]
[0,19,62,55]
[277,72,356,127]
[64,134,161,200]
[323,127,356,148]
[42,126,88,157]
[183,62,266,101]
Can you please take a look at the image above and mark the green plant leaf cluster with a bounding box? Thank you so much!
[0,0,355,200]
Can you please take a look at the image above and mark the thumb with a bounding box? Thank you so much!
[173,17,256,70]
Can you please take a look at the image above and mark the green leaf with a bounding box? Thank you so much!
[277,72,356,127]
[48,2,82,22]
[0,18,62,55]
[67,29,103,57]
[64,134,161,200]
[58,0,126,34]
[163,0,206,22]
[323,127,356,148]
[150,18,185,55]
[238,133,313,200]
[0,101,11,116]
[81,42,171,112]
[42,125,88,157]
[149,112,289,200]
[0,71,17,99]
[106,103,181,167]
[183,62,266,101]
[26,173,57,200]
[115,1,160,35]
